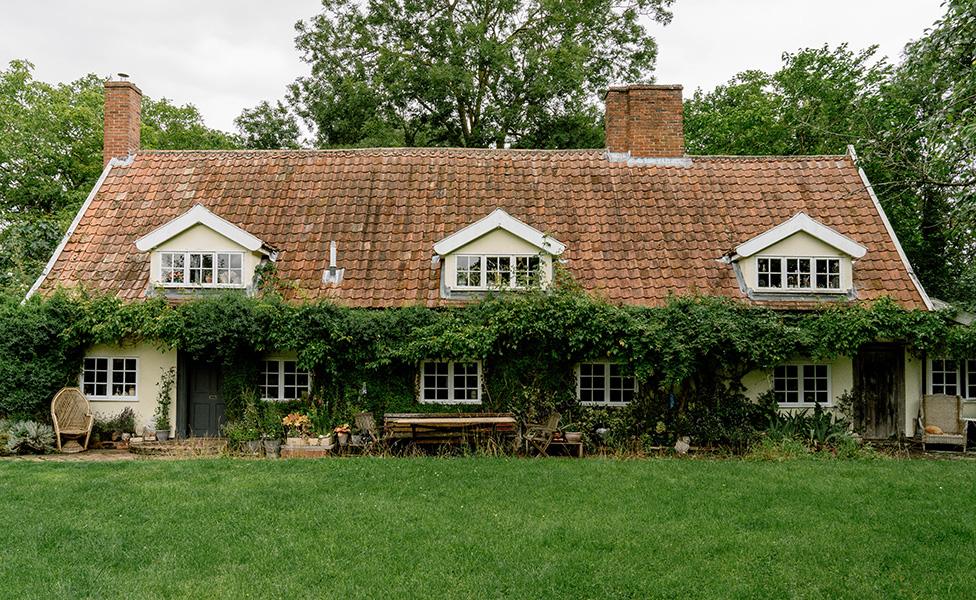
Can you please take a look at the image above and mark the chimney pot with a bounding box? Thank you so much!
[103,78,142,166]
[604,84,684,158]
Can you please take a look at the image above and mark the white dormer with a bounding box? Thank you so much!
[135,205,274,291]
[434,209,565,296]
[729,213,867,297]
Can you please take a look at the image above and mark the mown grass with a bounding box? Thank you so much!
[1,456,975,599]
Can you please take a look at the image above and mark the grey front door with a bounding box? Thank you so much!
[188,362,225,436]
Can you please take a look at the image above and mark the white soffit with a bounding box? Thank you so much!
[734,212,867,259]
[134,204,266,253]
[433,208,566,256]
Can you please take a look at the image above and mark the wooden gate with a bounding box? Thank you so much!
[853,344,905,439]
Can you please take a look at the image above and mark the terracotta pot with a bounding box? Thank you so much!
[337,432,349,445]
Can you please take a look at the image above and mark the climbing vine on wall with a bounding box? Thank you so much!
[1,285,973,444]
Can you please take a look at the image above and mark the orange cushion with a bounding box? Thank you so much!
[925,425,945,435]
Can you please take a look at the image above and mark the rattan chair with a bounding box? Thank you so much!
[51,387,94,453]
[919,394,967,452]
[523,413,562,456]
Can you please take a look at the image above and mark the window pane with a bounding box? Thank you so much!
[456,256,482,287]
[486,256,512,288]
[968,360,976,399]
[422,361,451,401]
[515,256,541,287]
[216,252,244,285]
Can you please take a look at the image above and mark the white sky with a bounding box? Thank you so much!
[0,0,946,133]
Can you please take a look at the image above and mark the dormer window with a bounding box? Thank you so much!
[757,257,841,291]
[433,209,565,298]
[160,251,244,287]
[455,254,541,290]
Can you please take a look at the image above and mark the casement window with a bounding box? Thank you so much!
[160,251,244,287]
[757,257,841,291]
[260,360,311,401]
[81,357,138,400]
[929,359,976,399]
[420,360,482,404]
[577,362,637,406]
[773,364,830,405]
[454,254,541,289]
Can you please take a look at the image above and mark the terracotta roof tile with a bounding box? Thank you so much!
[38,148,928,309]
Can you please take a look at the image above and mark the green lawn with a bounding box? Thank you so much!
[2,457,975,599]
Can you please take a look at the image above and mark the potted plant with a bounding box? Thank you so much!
[241,393,263,455]
[153,367,175,442]
[282,412,312,446]
[262,406,284,458]
[334,423,351,446]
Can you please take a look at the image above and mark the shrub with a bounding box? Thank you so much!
[6,420,55,454]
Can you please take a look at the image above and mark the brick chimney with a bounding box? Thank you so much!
[103,77,142,166]
[604,84,684,158]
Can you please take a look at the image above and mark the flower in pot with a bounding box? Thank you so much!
[282,412,312,446]
[334,423,351,446]
[262,407,285,458]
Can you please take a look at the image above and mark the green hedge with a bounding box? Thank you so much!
[1,287,972,445]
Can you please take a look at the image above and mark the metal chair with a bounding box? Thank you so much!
[51,387,94,453]
[919,394,967,452]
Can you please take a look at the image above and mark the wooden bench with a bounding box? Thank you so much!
[384,412,518,445]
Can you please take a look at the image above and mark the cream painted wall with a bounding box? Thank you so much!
[147,224,263,288]
[443,228,553,291]
[83,342,177,433]
[738,231,854,292]
[742,355,854,417]
[904,350,924,436]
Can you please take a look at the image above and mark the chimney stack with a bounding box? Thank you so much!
[103,76,142,166]
[604,84,684,158]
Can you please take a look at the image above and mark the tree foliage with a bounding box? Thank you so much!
[286,0,673,148]
[234,100,302,149]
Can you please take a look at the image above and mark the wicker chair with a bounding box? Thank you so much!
[919,394,967,452]
[523,413,562,456]
[51,387,94,453]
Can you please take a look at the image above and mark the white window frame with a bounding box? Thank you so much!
[259,359,312,401]
[927,359,976,400]
[80,356,139,401]
[453,254,542,291]
[773,363,832,407]
[756,256,844,293]
[419,360,483,404]
[158,250,245,288]
[576,361,637,407]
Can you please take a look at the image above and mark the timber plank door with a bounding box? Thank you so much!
[188,362,225,437]
[853,344,905,439]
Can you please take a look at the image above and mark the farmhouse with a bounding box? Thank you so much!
[29,78,970,438]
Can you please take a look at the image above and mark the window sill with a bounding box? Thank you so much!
[777,403,833,409]
[157,283,246,289]
[580,401,630,407]
[88,397,139,402]
[418,399,482,405]
[755,288,848,295]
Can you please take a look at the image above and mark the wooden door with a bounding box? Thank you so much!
[853,344,904,439]
[188,362,225,437]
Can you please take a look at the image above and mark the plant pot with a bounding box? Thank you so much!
[156,431,170,442]
[564,432,582,443]
[337,432,349,446]
[286,436,304,447]
[263,439,281,458]
[246,440,262,455]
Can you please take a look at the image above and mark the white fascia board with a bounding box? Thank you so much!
[24,158,119,301]
[856,165,934,310]
[134,204,266,253]
[433,208,566,256]
[734,212,867,259]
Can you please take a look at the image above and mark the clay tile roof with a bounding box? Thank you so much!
[36,148,929,310]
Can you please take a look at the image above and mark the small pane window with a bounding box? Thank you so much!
[815,258,841,290]
[967,360,976,400]
[786,258,811,289]
[161,252,185,284]
[486,256,512,288]
[188,253,215,285]
[216,253,244,285]
[758,258,782,289]
[515,256,541,288]
[456,256,482,288]
[82,357,137,399]
[931,359,959,396]
[774,364,830,405]
[421,361,481,404]
[260,359,311,400]
[578,362,635,405]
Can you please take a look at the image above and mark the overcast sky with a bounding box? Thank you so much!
[0,0,945,133]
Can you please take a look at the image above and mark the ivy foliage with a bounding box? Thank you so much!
[2,288,973,444]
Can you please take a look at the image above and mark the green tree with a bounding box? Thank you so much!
[235,100,302,149]
[288,0,673,148]
[0,60,240,298]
